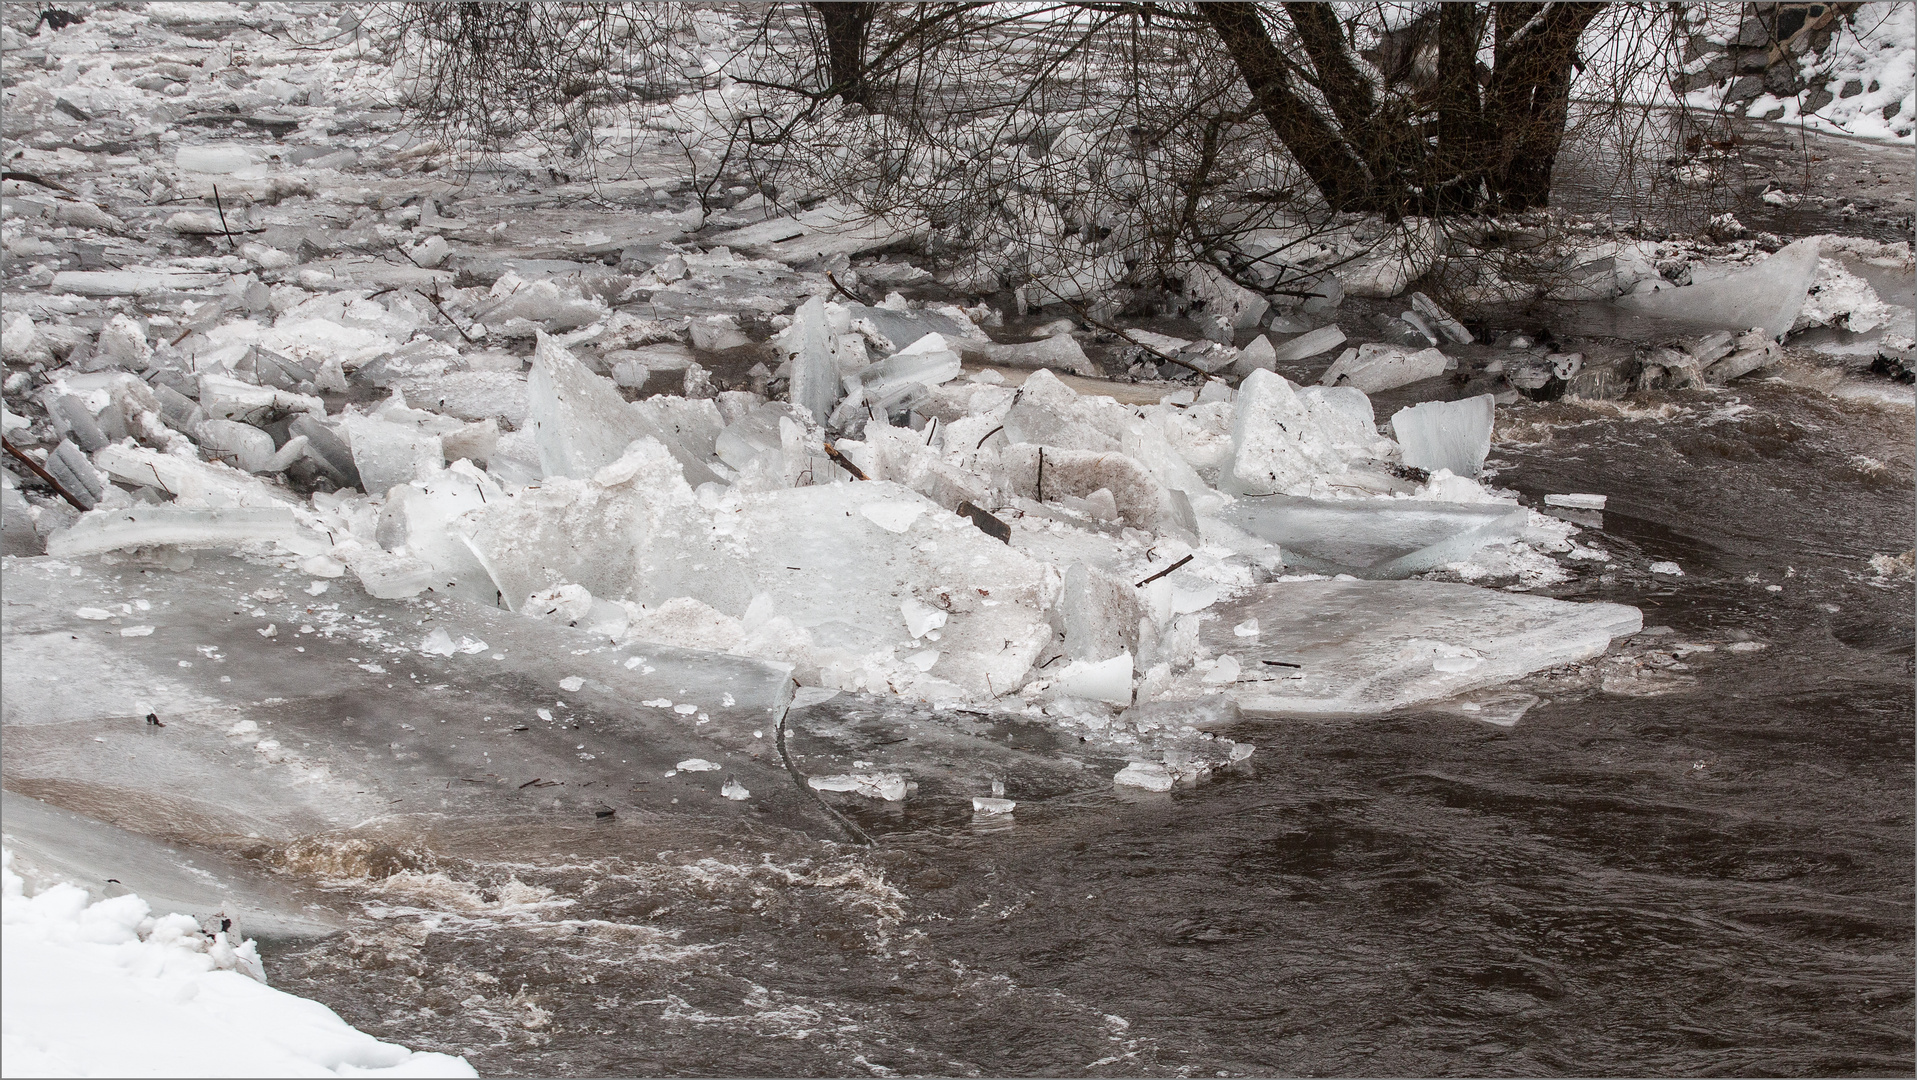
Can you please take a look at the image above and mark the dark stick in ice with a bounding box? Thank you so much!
[774,682,873,845]
[1134,553,1193,588]
[3,437,89,511]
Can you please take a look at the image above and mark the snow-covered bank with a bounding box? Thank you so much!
[1,848,475,1079]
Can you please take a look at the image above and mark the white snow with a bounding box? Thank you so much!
[1,849,475,1079]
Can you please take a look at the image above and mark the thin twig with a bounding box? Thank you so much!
[825,271,863,304]
[975,424,1004,450]
[423,286,480,343]
[211,185,236,253]
[1134,553,1193,588]
[2,170,73,194]
[775,680,873,845]
[822,441,868,480]
[1047,292,1210,375]
[3,437,89,511]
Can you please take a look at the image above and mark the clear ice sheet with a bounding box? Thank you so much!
[1223,495,1528,578]
[1201,579,1642,716]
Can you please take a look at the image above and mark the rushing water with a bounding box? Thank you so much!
[255,375,1915,1077]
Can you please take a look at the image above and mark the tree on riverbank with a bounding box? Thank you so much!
[382,2,1693,300]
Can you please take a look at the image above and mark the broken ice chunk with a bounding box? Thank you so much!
[1543,493,1607,510]
[1231,334,1277,376]
[720,779,751,801]
[851,334,963,403]
[690,314,752,351]
[1184,263,1269,330]
[48,396,108,453]
[1224,495,1528,579]
[341,413,442,496]
[524,583,595,623]
[970,334,1097,376]
[1060,562,1143,662]
[44,440,103,509]
[900,597,948,639]
[1113,761,1174,792]
[2,314,50,365]
[197,374,324,425]
[477,272,609,333]
[1052,651,1133,706]
[287,414,360,489]
[458,439,696,611]
[526,331,651,479]
[195,419,312,475]
[1388,394,1495,478]
[1409,292,1474,344]
[1318,344,1448,393]
[1269,325,1347,365]
[677,758,722,772]
[1204,579,1641,715]
[47,504,326,558]
[841,302,979,356]
[92,444,296,508]
[807,772,909,801]
[1224,370,1375,496]
[612,361,650,390]
[972,797,1016,815]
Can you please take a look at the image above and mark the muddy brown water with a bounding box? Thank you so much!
[250,373,1914,1078]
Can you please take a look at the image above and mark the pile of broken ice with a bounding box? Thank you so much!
[4,273,1648,797]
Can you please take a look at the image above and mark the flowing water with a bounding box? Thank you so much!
[252,376,1915,1077]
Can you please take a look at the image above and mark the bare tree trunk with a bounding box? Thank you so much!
[1281,3,1375,144]
[1433,3,1488,213]
[812,2,879,108]
[1484,1,1604,211]
[1203,1,1373,211]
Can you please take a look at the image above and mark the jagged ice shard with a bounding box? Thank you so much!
[778,296,845,425]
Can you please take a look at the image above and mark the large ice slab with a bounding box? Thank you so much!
[48,270,223,296]
[46,504,327,558]
[341,412,441,496]
[1223,495,1527,578]
[1319,344,1448,393]
[91,444,297,509]
[1602,237,1821,341]
[458,439,697,610]
[1202,579,1642,715]
[841,304,979,355]
[1389,395,1495,478]
[700,200,926,263]
[0,553,808,844]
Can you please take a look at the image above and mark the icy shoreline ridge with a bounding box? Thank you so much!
[5,292,1649,733]
[0,848,476,1077]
